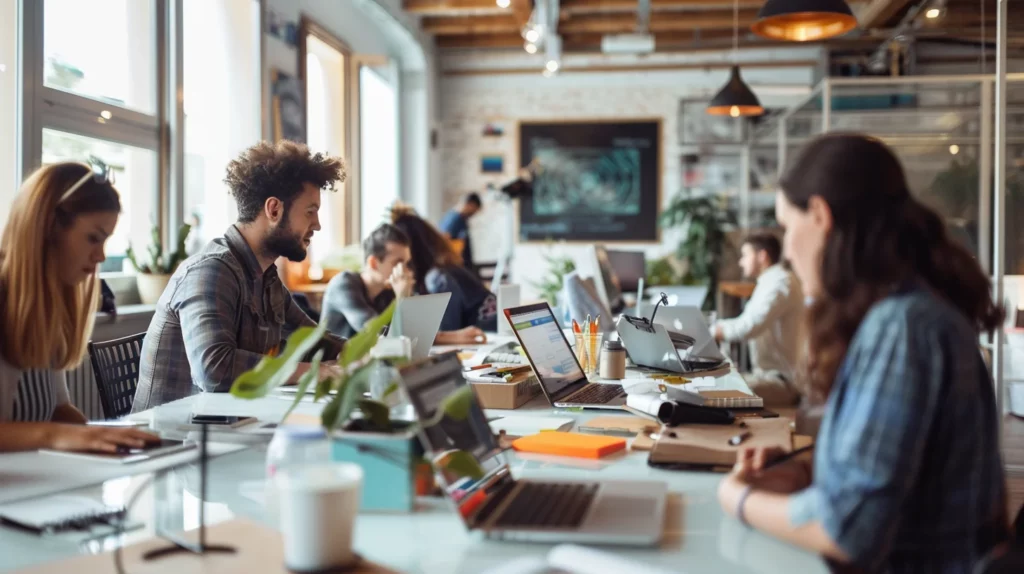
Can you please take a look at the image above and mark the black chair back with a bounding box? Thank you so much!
[88,333,145,419]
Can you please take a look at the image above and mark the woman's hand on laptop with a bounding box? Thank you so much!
[47,424,160,453]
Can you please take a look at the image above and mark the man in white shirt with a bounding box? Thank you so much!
[713,234,804,406]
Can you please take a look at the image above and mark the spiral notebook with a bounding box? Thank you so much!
[0,494,124,533]
[666,388,764,409]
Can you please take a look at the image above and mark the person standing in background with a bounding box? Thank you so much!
[713,234,804,407]
[439,192,482,274]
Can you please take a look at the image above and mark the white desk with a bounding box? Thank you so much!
[0,355,825,573]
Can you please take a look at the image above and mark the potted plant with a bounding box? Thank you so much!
[659,191,736,310]
[530,249,576,307]
[126,222,192,305]
[230,302,483,512]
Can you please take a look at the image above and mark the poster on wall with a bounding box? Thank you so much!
[271,69,305,143]
[518,120,660,242]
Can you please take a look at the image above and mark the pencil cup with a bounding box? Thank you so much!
[574,332,603,377]
[276,463,363,572]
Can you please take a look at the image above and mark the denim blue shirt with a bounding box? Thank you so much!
[789,289,1008,572]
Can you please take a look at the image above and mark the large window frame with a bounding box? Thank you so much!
[16,0,262,277]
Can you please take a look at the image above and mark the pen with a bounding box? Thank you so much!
[727,431,751,446]
[762,445,815,469]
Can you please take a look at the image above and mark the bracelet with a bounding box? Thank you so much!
[736,485,754,527]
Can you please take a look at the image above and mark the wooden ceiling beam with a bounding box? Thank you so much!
[559,0,763,12]
[435,30,796,50]
[509,0,533,28]
[560,8,758,34]
[422,14,521,34]
[403,0,508,15]
[443,58,818,76]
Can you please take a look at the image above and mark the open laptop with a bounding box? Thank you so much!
[504,302,626,409]
[388,293,452,360]
[617,314,727,375]
[398,352,667,546]
[652,305,727,363]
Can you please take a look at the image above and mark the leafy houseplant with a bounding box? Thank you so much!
[126,222,192,305]
[230,301,484,510]
[530,250,576,307]
[659,191,737,310]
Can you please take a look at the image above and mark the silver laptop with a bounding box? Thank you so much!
[398,353,667,546]
[652,305,727,362]
[617,315,726,375]
[388,293,452,360]
[504,302,626,409]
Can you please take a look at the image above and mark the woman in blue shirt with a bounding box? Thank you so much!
[717,133,1009,572]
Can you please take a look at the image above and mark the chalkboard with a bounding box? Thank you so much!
[518,120,660,242]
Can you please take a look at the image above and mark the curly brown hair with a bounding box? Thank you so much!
[781,133,1003,396]
[224,140,346,223]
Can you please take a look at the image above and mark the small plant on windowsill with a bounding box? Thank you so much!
[229,301,484,510]
[125,222,192,305]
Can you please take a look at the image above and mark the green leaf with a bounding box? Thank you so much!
[230,323,327,399]
[437,450,485,480]
[382,381,399,399]
[357,399,390,430]
[340,301,396,366]
[322,363,375,431]
[439,385,474,422]
[281,349,324,421]
[313,375,334,403]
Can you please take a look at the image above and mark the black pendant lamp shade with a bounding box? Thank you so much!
[752,0,858,42]
[706,66,763,117]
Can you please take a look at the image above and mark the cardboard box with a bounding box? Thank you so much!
[469,372,541,409]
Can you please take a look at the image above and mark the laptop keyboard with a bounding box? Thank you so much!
[563,384,625,405]
[486,482,598,528]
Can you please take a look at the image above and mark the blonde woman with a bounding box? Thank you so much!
[0,161,158,452]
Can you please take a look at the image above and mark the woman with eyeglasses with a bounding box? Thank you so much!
[716,134,1008,572]
[0,161,159,452]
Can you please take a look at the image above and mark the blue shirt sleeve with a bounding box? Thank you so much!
[439,211,467,239]
[788,301,948,564]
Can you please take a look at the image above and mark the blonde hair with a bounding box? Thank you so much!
[0,163,121,370]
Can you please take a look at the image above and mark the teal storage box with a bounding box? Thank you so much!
[330,427,419,512]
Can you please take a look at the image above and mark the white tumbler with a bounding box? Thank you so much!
[276,463,364,572]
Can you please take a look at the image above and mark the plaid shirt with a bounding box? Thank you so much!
[132,225,342,412]
[789,289,1008,573]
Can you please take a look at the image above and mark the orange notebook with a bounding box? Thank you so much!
[512,432,627,459]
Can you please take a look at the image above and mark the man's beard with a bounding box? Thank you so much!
[264,223,308,262]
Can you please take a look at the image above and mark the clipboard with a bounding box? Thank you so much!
[647,418,793,472]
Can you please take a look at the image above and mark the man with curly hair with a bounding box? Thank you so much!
[133,141,346,411]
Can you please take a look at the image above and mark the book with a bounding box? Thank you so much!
[512,432,626,459]
[488,416,574,437]
[665,387,764,409]
[0,494,124,533]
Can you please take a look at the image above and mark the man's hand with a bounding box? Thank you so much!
[389,263,415,298]
[713,324,725,343]
[435,327,487,345]
[48,425,161,454]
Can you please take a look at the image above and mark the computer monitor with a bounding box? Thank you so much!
[587,245,624,315]
[604,250,645,293]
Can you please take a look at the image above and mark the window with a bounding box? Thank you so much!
[41,129,157,263]
[0,0,17,230]
[359,65,398,236]
[26,0,162,272]
[303,27,350,271]
[182,0,261,251]
[43,0,157,114]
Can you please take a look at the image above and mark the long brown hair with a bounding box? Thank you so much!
[0,162,121,370]
[780,133,1003,394]
[389,203,462,294]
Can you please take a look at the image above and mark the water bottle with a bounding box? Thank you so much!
[369,336,414,422]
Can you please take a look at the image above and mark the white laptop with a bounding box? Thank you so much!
[398,352,667,546]
[652,305,727,362]
[388,293,452,360]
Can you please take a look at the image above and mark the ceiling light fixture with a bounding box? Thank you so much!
[100,110,112,120]
[949,144,960,155]
[524,28,540,43]
[545,59,559,72]
[751,0,857,42]
[496,0,511,7]
[925,8,941,18]
[707,0,763,117]
[524,42,538,54]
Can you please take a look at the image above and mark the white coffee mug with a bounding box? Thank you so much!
[276,463,364,572]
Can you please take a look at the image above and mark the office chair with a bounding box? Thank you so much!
[88,332,146,419]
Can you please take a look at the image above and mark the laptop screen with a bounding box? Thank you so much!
[399,353,512,528]
[507,304,585,399]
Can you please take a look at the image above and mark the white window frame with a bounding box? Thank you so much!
[17,0,187,274]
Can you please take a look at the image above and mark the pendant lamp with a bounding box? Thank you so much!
[707,0,763,117]
[751,0,857,42]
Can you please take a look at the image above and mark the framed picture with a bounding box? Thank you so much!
[480,154,504,174]
[518,120,661,242]
[271,69,305,143]
[483,122,505,137]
